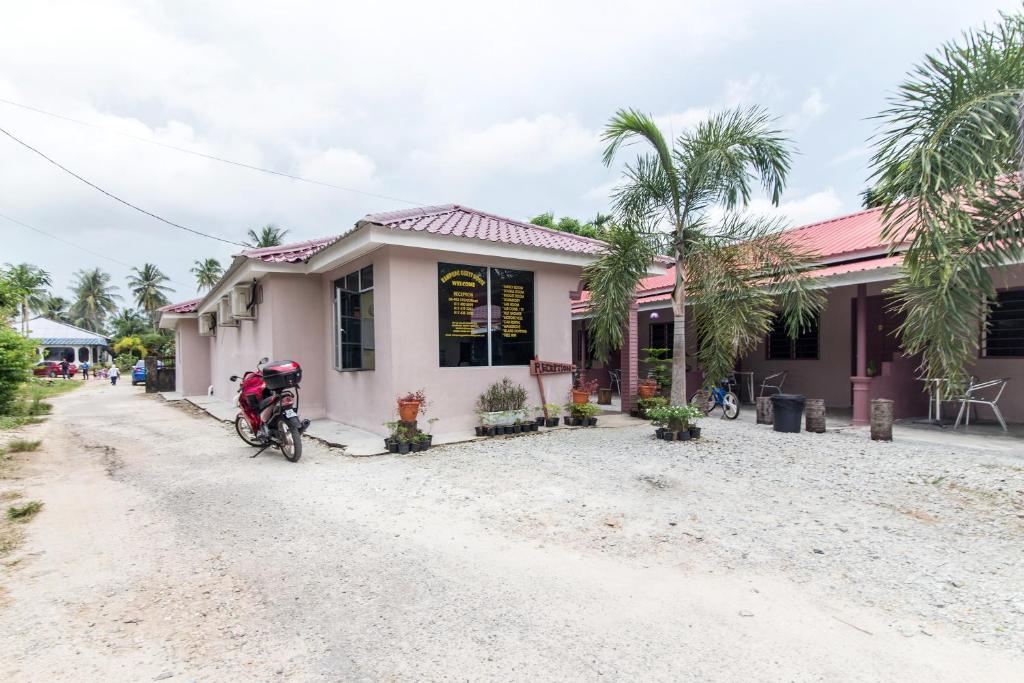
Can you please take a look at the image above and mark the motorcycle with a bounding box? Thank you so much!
[230,357,309,462]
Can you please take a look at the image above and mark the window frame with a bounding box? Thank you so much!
[981,287,1024,358]
[648,321,674,358]
[765,313,821,361]
[333,264,375,372]
[437,262,536,368]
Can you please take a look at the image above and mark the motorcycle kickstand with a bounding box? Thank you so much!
[250,442,274,458]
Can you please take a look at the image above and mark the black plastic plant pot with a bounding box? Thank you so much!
[655,427,665,438]
[388,441,399,453]
[536,416,545,426]
[485,426,496,437]
[665,431,677,441]
[513,424,521,433]
[689,427,701,439]
[494,426,504,435]
[678,430,691,441]
[425,435,433,446]
[589,417,598,427]
[531,422,539,432]
[475,426,483,437]
[398,442,410,454]
[545,418,560,427]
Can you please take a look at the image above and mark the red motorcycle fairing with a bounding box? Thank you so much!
[239,371,268,431]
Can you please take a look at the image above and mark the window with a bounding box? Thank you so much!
[766,314,819,360]
[333,265,374,370]
[649,322,674,357]
[983,289,1024,357]
[438,263,534,367]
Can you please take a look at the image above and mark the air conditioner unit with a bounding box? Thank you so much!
[231,283,256,320]
[198,312,216,336]
[218,297,238,327]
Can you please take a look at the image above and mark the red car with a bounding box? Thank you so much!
[33,360,78,378]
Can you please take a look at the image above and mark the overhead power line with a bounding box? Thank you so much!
[0,211,192,289]
[0,124,246,247]
[0,96,425,207]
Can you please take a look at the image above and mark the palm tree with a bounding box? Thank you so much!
[128,263,173,327]
[589,107,822,404]
[108,308,149,338]
[190,258,223,292]
[2,263,51,334]
[70,268,120,332]
[38,295,71,323]
[869,10,1024,390]
[245,224,288,248]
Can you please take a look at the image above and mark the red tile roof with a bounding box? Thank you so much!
[361,204,613,256]
[239,236,340,264]
[158,298,201,314]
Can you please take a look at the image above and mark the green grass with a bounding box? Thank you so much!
[0,416,43,431]
[7,500,43,522]
[5,439,41,453]
[0,378,80,431]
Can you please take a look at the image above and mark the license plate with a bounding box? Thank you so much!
[284,409,297,418]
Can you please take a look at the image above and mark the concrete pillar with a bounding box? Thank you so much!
[851,284,871,426]
[619,299,639,412]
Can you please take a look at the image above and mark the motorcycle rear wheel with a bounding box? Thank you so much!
[279,420,302,462]
[235,414,262,447]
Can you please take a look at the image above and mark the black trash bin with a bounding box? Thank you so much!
[771,393,806,433]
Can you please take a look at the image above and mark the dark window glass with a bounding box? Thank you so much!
[490,268,534,366]
[649,322,674,357]
[334,265,374,370]
[985,290,1024,357]
[438,263,489,367]
[767,314,819,360]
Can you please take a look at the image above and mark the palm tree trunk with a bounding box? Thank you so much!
[21,301,28,335]
[670,264,688,405]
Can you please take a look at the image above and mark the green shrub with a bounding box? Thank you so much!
[647,404,704,430]
[636,396,668,417]
[6,439,41,453]
[113,353,136,373]
[476,377,528,413]
[7,500,43,521]
[565,401,601,419]
[0,327,35,415]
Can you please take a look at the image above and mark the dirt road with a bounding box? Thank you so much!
[1,383,1021,681]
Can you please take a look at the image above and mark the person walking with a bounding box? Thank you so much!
[80,360,89,380]
[108,364,120,386]
[59,358,69,380]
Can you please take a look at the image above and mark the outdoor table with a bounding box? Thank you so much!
[919,377,948,426]
[732,371,755,404]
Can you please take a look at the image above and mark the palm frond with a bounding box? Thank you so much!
[601,109,681,222]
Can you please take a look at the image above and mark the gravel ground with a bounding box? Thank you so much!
[0,383,1022,681]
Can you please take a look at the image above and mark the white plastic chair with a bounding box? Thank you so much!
[953,378,1009,431]
[758,371,787,397]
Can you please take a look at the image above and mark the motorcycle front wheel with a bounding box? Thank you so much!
[235,414,262,446]
[279,420,302,462]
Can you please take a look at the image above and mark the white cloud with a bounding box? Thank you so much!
[827,145,871,167]
[747,188,845,227]
[783,90,828,130]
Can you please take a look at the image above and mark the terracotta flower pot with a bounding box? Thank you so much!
[571,389,589,404]
[397,399,420,422]
[637,383,657,399]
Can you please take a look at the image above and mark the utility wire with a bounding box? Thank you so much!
[0,96,426,206]
[0,211,193,290]
[0,124,246,247]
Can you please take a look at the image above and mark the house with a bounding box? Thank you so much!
[21,316,110,365]
[159,205,666,435]
[572,205,1024,425]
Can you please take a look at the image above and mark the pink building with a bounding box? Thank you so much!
[159,205,667,436]
[572,206,1024,426]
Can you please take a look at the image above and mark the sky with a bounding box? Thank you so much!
[0,0,1017,302]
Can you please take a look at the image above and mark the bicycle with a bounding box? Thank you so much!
[690,379,740,419]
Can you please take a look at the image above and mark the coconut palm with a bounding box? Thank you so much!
[190,258,223,292]
[38,295,71,323]
[69,268,120,332]
[2,263,51,334]
[128,263,173,327]
[245,224,288,248]
[589,107,823,404]
[108,308,149,338]
[869,10,1024,389]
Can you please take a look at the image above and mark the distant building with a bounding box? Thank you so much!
[21,316,110,365]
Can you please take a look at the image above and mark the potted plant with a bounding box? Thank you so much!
[476,377,529,427]
[571,373,598,404]
[425,417,438,447]
[642,347,672,392]
[637,378,659,399]
[647,404,703,441]
[542,404,561,427]
[383,420,400,452]
[565,401,601,426]
[636,395,667,419]
[396,388,427,422]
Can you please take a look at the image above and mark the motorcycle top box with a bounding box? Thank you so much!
[262,360,302,390]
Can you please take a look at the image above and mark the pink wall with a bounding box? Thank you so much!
[208,282,276,404]
[174,318,210,396]
[322,246,579,435]
[268,275,327,418]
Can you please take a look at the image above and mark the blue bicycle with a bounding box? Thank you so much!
[690,379,740,419]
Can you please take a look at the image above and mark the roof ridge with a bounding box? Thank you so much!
[239,235,339,256]
[450,204,611,247]
[26,316,110,339]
